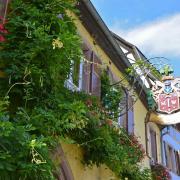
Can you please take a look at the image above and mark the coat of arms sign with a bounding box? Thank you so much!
[152,66,180,114]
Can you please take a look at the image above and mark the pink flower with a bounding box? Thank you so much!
[156,176,162,180]
[85,99,93,107]
[106,119,113,126]
[0,35,6,42]
[0,17,8,42]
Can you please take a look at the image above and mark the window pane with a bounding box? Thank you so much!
[150,130,157,163]
[128,110,134,134]
[167,146,173,171]
[175,151,180,175]
[118,90,128,131]
[128,96,134,134]
[72,60,80,87]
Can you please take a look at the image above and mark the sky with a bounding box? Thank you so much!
[91,0,180,76]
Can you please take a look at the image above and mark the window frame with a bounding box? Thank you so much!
[53,146,74,180]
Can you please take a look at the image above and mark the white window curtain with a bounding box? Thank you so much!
[65,59,83,92]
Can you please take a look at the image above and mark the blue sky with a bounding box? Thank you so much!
[91,0,180,76]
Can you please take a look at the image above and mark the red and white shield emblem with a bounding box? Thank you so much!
[158,93,180,114]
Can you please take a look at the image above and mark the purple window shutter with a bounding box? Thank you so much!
[0,0,8,21]
[128,108,134,134]
[82,47,92,93]
[91,53,101,97]
[128,96,134,134]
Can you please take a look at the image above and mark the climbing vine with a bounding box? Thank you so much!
[0,0,152,179]
[0,0,82,179]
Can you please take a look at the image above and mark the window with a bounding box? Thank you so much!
[65,59,83,92]
[65,44,102,97]
[81,45,101,97]
[65,41,102,97]
[150,129,158,163]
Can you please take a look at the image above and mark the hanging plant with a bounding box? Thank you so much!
[151,164,171,180]
[0,16,8,42]
[0,0,82,179]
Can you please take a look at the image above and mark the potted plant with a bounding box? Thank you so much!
[151,163,171,180]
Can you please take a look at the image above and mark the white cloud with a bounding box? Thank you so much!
[111,14,180,58]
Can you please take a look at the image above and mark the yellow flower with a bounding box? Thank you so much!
[52,38,63,49]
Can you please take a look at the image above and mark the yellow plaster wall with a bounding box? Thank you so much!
[61,143,118,180]
[133,99,150,168]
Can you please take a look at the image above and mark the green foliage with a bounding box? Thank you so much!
[0,105,54,179]
[151,164,171,180]
[120,167,152,180]
[0,0,82,179]
[70,94,150,179]
[126,59,161,80]
[160,65,174,76]
[101,71,122,120]
[147,90,156,110]
[0,0,82,95]
[0,1,152,179]
[58,101,88,130]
